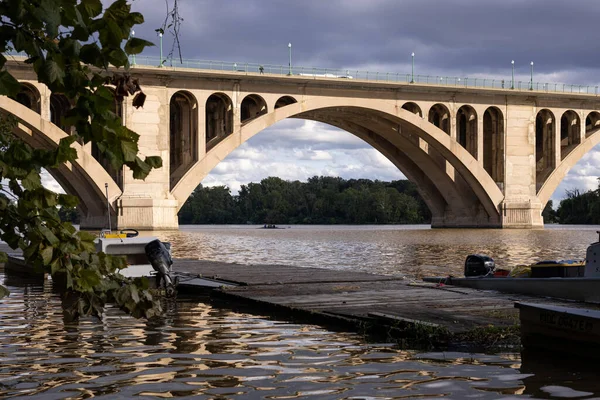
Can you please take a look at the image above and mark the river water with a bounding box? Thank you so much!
[1,225,600,399]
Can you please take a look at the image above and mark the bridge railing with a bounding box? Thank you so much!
[132,56,599,95]
[5,52,599,96]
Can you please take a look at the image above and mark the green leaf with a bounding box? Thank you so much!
[60,38,82,58]
[39,225,60,246]
[0,195,8,210]
[131,156,151,180]
[58,194,79,208]
[21,170,41,190]
[23,242,40,262]
[44,60,65,85]
[0,285,9,299]
[120,140,138,162]
[38,0,61,38]
[79,0,103,18]
[55,136,78,165]
[80,43,104,67]
[0,70,21,96]
[40,245,53,265]
[49,258,61,275]
[0,252,7,263]
[124,38,154,55]
[43,190,57,207]
[12,143,32,162]
[106,48,129,68]
[128,12,145,25]
[77,230,97,242]
[144,156,162,169]
[80,268,101,288]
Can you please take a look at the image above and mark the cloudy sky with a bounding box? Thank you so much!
[43,0,600,204]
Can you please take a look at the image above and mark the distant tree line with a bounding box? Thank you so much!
[178,176,432,225]
[543,180,600,224]
[55,176,599,226]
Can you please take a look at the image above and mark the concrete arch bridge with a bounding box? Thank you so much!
[4,58,600,229]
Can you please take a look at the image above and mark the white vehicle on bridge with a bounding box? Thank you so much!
[298,73,353,79]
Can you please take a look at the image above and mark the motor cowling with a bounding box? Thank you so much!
[145,239,175,296]
[464,254,495,277]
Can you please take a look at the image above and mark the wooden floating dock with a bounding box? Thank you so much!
[173,259,600,349]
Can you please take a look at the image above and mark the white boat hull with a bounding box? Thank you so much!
[423,276,600,304]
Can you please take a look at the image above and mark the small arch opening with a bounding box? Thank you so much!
[483,107,504,185]
[428,103,450,135]
[274,95,297,109]
[560,110,580,160]
[241,94,267,124]
[50,93,72,133]
[586,111,600,138]
[535,109,556,190]
[456,105,478,158]
[91,89,124,189]
[402,102,422,117]
[12,83,41,113]
[206,93,233,151]
[170,91,198,188]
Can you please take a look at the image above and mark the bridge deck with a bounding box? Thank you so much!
[173,259,600,347]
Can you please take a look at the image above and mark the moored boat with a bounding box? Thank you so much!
[515,302,600,358]
[423,232,600,304]
[96,228,177,296]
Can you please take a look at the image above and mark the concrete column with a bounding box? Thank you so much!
[450,115,457,140]
[553,110,561,171]
[500,102,543,228]
[114,85,179,230]
[39,84,51,122]
[232,82,242,133]
[580,110,586,144]
[477,116,484,166]
[198,96,207,160]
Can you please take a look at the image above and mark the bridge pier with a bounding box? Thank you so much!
[78,198,179,231]
[116,197,179,230]
[499,201,544,229]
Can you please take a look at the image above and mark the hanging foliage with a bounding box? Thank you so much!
[0,0,165,320]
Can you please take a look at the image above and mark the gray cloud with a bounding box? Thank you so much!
[133,0,600,84]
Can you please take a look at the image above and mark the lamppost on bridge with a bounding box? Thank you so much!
[130,29,136,66]
[511,60,514,89]
[530,61,534,90]
[288,42,292,75]
[158,31,164,67]
[411,52,415,83]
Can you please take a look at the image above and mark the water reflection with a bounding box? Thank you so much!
[150,225,599,278]
[5,272,588,399]
[3,225,600,398]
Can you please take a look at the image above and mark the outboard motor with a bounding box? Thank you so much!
[145,239,176,297]
[464,254,495,277]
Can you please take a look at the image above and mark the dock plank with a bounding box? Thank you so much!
[176,259,600,340]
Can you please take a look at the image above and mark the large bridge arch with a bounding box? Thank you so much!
[537,125,600,207]
[302,109,490,226]
[172,98,504,226]
[0,96,122,227]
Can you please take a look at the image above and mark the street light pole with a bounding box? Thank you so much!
[411,52,414,83]
[530,61,534,90]
[511,60,514,89]
[159,32,163,67]
[130,29,136,65]
[288,43,292,75]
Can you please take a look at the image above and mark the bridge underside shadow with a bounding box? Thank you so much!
[297,109,500,228]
